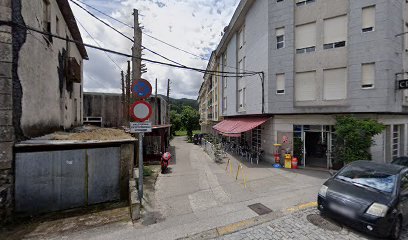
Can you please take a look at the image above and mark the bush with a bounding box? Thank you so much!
[333,116,385,164]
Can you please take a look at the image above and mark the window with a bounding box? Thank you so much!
[405,23,408,51]
[223,96,227,110]
[276,74,285,94]
[400,172,408,192]
[56,16,60,35]
[276,27,285,49]
[296,0,315,6]
[323,68,347,100]
[295,71,317,101]
[392,125,401,159]
[239,89,243,108]
[42,0,52,43]
[295,22,316,54]
[222,53,227,88]
[362,6,375,32]
[238,25,245,49]
[362,63,375,89]
[323,15,347,50]
[238,57,245,78]
[277,0,284,2]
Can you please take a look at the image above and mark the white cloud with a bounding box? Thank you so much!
[70,0,239,99]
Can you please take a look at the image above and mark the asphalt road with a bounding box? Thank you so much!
[43,137,330,240]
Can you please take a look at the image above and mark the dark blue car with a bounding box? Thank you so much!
[318,160,408,239]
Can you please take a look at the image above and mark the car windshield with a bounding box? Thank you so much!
[336,165,397,193]
[392,157,408,166]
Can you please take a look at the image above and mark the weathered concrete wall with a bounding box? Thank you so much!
[18,0,84,137]
[84,93,168,127]
[0,0,14,223]
[84,92,124,127]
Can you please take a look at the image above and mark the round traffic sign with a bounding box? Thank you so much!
[132,79,152,99]
[130,100,152,122]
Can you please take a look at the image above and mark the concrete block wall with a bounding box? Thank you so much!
[0,0,13,223]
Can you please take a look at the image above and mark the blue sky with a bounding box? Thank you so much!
[71,0,239,99]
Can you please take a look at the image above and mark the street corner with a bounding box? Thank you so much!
[217,205,408,240]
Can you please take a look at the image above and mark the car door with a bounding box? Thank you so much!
[399,170,408,225]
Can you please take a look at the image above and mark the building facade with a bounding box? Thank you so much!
[0,0,87,221]
[211,0,408,168]
[199,51,222,134]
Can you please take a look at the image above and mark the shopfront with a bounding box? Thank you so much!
[293,125,335,169]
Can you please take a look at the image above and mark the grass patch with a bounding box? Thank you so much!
[143,166,154,176]
[175,130,201,136]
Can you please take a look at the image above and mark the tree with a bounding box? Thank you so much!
[170,110,182,138]
[180,106,200,140]
[333,116,385,164]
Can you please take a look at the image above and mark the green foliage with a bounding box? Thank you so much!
[333,116,385,164]
[293,138,304,164]
[143,166,154,176]
[170,110,182,138]
[180,106,200,140]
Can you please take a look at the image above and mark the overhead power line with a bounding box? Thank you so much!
[76,18,124,72]
[70,0,186,67]
[4,21,261,77]
[70,0,258,74]
[71,0,209,61]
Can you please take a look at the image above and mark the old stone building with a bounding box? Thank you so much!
[0,0,87,222]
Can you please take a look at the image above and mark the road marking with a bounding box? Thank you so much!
[286,201,317,213]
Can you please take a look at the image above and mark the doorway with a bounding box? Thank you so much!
[304,131,328,168]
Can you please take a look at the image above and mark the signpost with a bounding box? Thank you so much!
[132,79,152,99]
[130,100,152,122]
[130,122,152,133]
[131,78,153,203]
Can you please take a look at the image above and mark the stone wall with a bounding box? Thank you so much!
[0,0,14,223]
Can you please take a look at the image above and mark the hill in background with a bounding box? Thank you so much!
[158,94,198,114]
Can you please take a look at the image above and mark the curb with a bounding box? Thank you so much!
[178,201,317,240]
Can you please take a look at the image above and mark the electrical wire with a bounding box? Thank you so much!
[76,18,124,72]
[4,21,262,77]
[70,0,186,67]
[69,0,258,74]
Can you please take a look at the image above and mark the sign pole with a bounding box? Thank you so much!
[138,133,143,201]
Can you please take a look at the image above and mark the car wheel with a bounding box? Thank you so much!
[390,216,402,240]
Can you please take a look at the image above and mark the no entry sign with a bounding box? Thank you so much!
[130,100,152,122]
[132,79,152,99]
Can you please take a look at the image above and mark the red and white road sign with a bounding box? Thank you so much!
[130,100,152,122]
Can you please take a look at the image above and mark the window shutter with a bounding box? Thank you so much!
[295,71,317,101]
[362,63,375,87]
[362,6,375,29]
[295,22,316,49]
[324,15,347,44]
[323,68,347,100]
[276,74,285,93]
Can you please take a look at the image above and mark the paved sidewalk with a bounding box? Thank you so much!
[217,208,408,240]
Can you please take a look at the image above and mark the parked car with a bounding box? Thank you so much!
[392,156,408,167]
[317,160,408,239]
[193,134,200,145]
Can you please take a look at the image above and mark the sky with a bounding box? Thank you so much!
[70,0,240,99]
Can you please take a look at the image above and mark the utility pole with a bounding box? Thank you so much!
[155,78,158,125]
[126,61,131,123]
[121,71,125,125]
[167,79,171,125]
[132,9,144,202]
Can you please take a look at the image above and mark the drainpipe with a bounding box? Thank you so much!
[258,72,265,114]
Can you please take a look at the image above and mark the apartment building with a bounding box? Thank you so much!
[211,0,408,168]
[199,52,222,134]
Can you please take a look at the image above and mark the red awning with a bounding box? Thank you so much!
[213,117,270,137]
